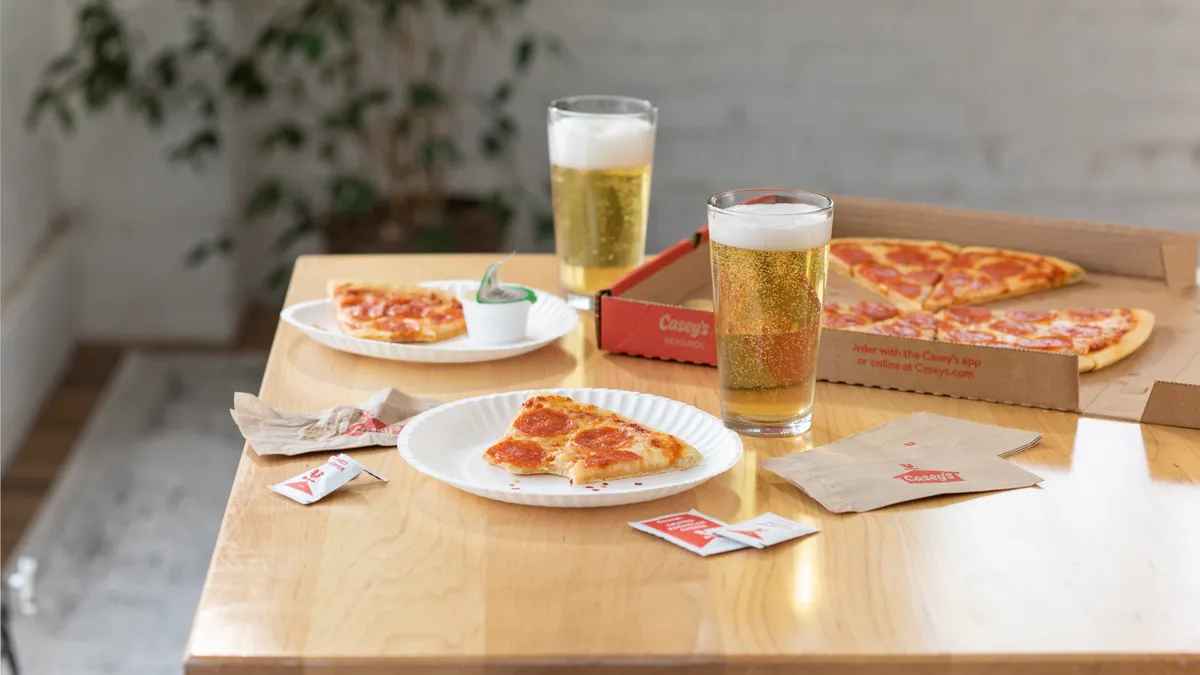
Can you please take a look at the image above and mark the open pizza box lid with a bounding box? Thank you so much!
[596,196,1200,429]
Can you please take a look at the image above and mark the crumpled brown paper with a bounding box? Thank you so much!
[231,388,442,456]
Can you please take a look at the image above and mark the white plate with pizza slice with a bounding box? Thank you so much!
[281,280,579,364]
[397,388,744,507]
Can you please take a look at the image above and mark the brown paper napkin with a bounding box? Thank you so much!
[760,412,1043,513]
[231,388,442,456]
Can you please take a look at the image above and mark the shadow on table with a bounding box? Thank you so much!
[284,338,580,397]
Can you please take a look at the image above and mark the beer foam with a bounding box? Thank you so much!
[549,116,655,170]
[708,202,832,251]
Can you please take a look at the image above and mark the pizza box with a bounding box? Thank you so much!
[595,196,1200,429]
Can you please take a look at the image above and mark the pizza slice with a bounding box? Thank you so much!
[483,394,703,484]
[934,306,1154,372]
[829,238,960,311]
[822,301,937,340]
[328,280,466,343]
[924,247,1085,311]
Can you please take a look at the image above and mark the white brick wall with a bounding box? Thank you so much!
[498,0,1200,252]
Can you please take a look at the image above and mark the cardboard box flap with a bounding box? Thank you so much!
[1141,353,1200,428]
[832,196,1198,287]
[816,329,1081,411]
[622,241,711,305]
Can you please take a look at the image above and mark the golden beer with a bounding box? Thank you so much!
[549,96,657,309]
[708,192,833,436]
[551,163,651,297]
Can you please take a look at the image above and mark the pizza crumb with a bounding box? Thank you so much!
[634,482,642,486]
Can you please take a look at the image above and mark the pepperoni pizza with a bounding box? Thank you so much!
[483,394,703,484]
[934,306,1155,373]
[924,247,1086,311]
[328,280,467,343]
[828,239,1086,311]
[822,301,937,340]
[828,238,961,311]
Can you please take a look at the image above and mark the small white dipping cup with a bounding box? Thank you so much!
[459,291,532,345]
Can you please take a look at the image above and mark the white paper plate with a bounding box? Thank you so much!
[280,280,578,364]
[397,388,744,507]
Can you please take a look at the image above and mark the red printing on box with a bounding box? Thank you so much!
[599,295,717,365]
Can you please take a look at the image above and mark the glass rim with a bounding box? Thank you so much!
[707,188,834,217]
[549,94,656,118]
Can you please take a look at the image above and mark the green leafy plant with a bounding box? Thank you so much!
[29,0,561,285]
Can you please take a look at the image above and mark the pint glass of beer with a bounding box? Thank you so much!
[707,189,834,436]
[548,95,656,309]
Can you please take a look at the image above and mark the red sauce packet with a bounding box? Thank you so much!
[628,510,748,556]
[709,512,819,549]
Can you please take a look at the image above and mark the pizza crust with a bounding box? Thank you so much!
[1084,309,1155,372]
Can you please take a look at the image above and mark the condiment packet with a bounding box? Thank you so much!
[270,453,388,505]
[760,412,1044,513]
[709,512,819,549]
[477,254,537,304]
[231,388,442,456]
[628,510,749,556]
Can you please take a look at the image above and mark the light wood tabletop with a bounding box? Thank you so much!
[186,254,1200,675]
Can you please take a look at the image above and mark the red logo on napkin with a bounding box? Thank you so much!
[343,413,404,437]
[892,463,964,484]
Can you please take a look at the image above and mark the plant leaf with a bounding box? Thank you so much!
[484,189,516,230]
[225,58,269,103]
[535,212,555,241]
[490,80,512,107]
[244,181,285,220]
[295,32,324,63]
[26,88,58,129]
[329,175,379,216]
[215,235,235,253]
[47,52,77,76]
[151,51,177,89]
[184,243,210,268]
[514,35,536,72]
[409,82,445,110]
[264,263,291,291]
[258,121,307,155]
[420,138,460,167]
[480,131,505,158]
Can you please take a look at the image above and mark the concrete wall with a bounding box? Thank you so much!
[501,0,1200,253]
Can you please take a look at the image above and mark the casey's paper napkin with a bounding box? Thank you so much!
[231,388,442,456]
[760,412,1044,513]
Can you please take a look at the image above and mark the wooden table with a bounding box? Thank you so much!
[186,254,1200,675]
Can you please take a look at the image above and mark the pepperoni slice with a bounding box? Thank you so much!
[887,280,923,299]
[886,248,932,266]
[1016,336,1073,351]
[944,330,998,344]
[572,427,633,451]
[386,302,427,318]
[1064,308,1114,321]
[824,313,871,329]
[1051,323,1103,338]
[898,312,937,329]
[907,269,941,285]
[944,306,994,324]
[582,449,641,468]
[860,302,901,321]
[990,320,1037,336]
[1006,309,1054,323]
[376,316,422,333]
[870,323,920,338]
[485,439,548,470]
[830,244,872,265]
[858,262,901,282]
[980,261,1027,279]
[514,408,573,437]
